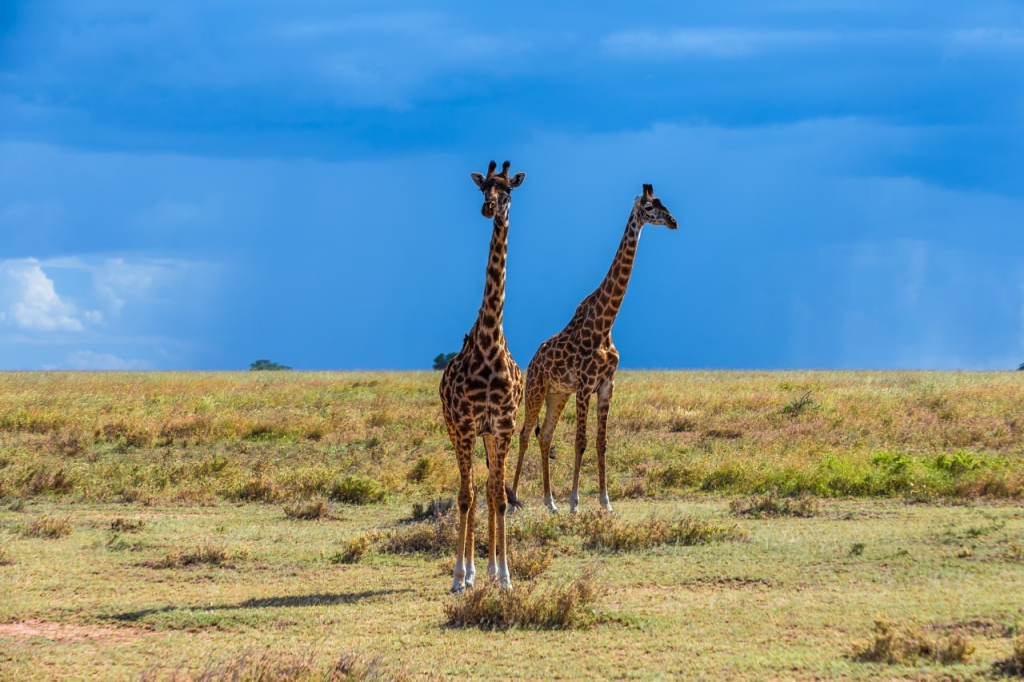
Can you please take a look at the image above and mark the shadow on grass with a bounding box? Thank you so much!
[106,588,410,623]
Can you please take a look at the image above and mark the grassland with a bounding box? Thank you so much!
[0,370,1022,679]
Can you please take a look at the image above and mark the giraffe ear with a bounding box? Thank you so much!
[470,172,485,188]
[509,172,526,188]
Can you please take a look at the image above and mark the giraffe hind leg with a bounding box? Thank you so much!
[511,371,546,497]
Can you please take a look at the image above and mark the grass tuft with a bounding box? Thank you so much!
[444,570,602,630]
[578,513,745,552]
[139,649,412,681]
[729,491,818,518]
[147,542,239,569]
[110,517,147,533]
[992,635,1024,677]
[283,498,331,521]
[21,514,73,538]
[330,534,377,564]
[0,545,11,565]
[850,619,975,665]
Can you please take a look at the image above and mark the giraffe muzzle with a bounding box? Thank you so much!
[481,201,496,218]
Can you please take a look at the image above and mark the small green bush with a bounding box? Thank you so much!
[329,475,387,505]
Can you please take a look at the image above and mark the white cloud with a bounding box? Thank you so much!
[950,28,1024,50]
[0,258,93,331]
[601,28,835,59]
[64,350,152,370]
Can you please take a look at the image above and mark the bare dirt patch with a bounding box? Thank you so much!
[0,620,152,643]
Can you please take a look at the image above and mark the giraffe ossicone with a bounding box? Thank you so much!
[511,183,679,514]
[439,160,526,593]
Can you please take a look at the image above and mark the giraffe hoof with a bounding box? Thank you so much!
[450,584,465,595]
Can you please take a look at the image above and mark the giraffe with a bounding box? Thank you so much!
[511,183,678,514]
[439,160,526,593]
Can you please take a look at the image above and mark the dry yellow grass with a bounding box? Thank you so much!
[0,371,1021,506]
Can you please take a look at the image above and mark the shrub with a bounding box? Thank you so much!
[379,515,458,556]
[509,547,553,581]
[443,571,602,630]
[283,499,330,520]
[933,451,982,477]
[229,476,278,502]
[850,619,975,665]
[729,491,818,518]
[21,515,73,538]
[408,497,454,523]
[781,391,814,416]
[407,456,435,483]
[329,476,387,505]
[17,464,76,495]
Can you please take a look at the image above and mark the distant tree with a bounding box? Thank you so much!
[250,359,292,371]
[1018,362,1024,371]
[433,352,458,371]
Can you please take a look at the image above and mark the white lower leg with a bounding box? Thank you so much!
[544,493,558,513]
[497,555,512,591]
[600,491,613,512]
[451,558,466,593]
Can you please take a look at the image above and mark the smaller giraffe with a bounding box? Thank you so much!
[511,184,678,513]
[439,161,526,592]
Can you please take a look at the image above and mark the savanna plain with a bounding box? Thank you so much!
[1,370,1023,680]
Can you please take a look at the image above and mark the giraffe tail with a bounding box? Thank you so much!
[505,483,524,511]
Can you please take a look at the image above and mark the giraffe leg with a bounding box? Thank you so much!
[482,434,498,582]
[490,430,514,590]
[539,392,569,512]
[569,392,590,514]
[450,431,476,594]
[596,380,615,513]
[512,371,545,497]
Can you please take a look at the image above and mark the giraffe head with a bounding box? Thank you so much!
[636,184,678,229]
[470,161,526,219]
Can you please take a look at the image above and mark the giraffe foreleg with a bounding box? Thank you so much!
[489,431,514,590]
[596,380,615,513]
[569,391,590,514]
[450,432,476,594]
[482,434,499,583]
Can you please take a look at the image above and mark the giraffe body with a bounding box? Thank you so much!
[439,161,525,592]
[511,184,678,513]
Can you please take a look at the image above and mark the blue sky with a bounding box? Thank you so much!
[1,1,1022,370]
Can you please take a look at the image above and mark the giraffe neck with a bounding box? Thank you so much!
[474,211,509,344]
[589,205,643,331]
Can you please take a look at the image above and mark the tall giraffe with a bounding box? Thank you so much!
[439,160,526,592]
[511,184,678,513]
